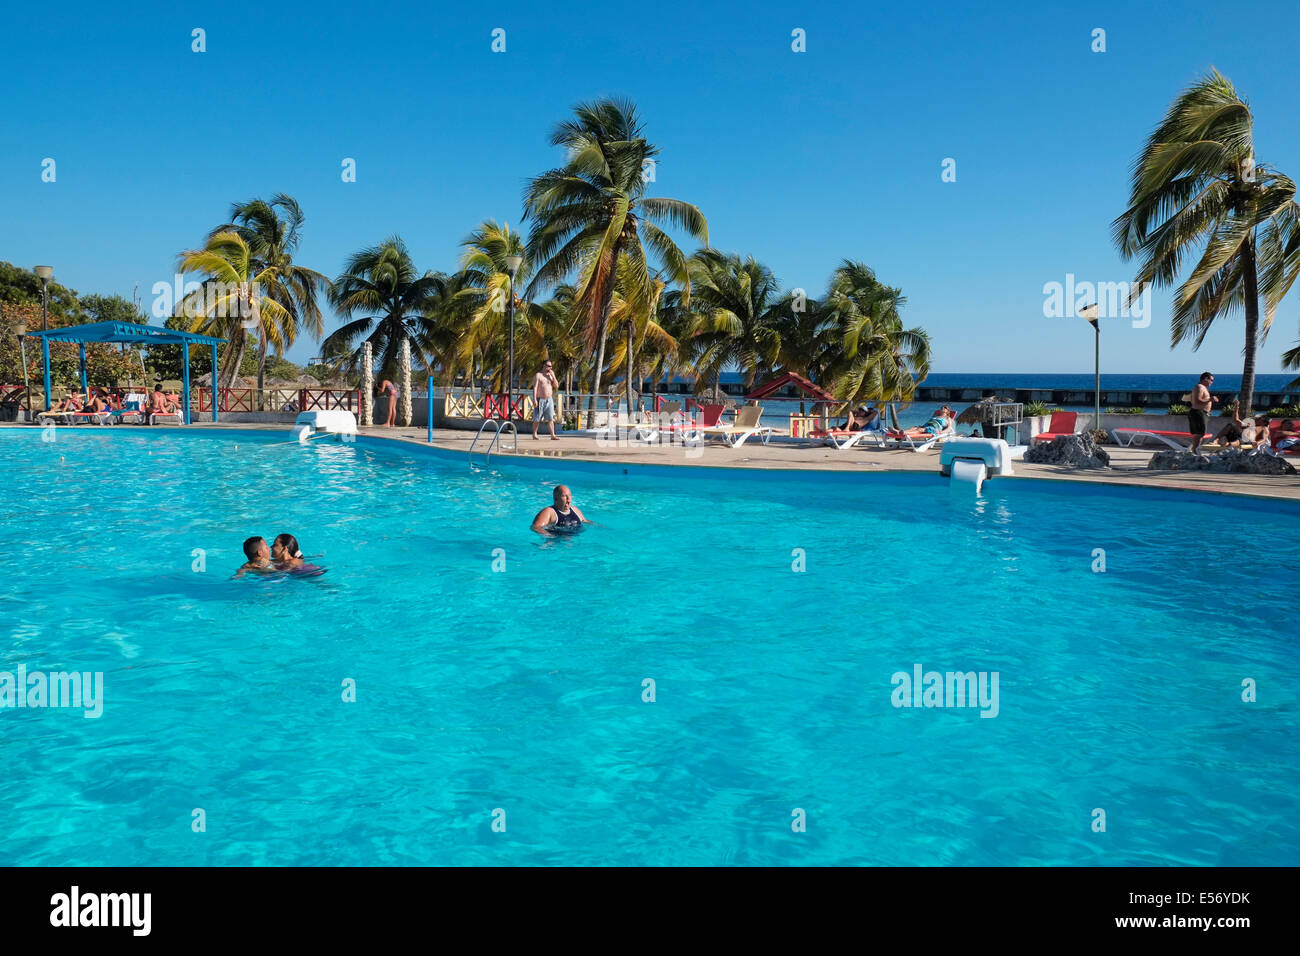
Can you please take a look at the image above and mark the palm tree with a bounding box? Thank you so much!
[681,249,783,392]
[177,232,292,388]
[1113,69,1300,413]
[210,194,328,408]
[452,220,531,391]
[605,268,673,413]
[822,261,930,411]
[771,290,836,383]
[1282,339,1300,391]
[321,237,450,383]
[524,98,707,412]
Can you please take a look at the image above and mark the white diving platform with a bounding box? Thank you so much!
[290,410,358,443]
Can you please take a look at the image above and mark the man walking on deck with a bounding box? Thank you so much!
[1188,371,1218,453]
[532,360,560,440]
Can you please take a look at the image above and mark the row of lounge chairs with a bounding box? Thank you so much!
[595,403,775,448]
[35,391,182,427]
[1034,410,1300,455]
[596,403,959,452]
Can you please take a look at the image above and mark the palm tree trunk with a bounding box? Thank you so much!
[1241,239,1260,415]
[257,330,267,411]
[220,330,246,389]
[625,320,634,414]
[587,260,620,423]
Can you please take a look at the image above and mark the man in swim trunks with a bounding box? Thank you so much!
[532,360,560,440]
[1188,371,1218,453]
[531,485,590,535]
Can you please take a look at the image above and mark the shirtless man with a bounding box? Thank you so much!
[1273,420,1300,454]
[1188,371,1218,453]
[1212,401,1265,449]
[531,485,590,535]
[532,360,560,440]
[235,536,273,577]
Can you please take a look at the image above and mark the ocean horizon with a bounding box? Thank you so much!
[696,372,1298,392]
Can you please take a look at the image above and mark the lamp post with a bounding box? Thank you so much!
[8,317,32,418]
[504,254,523,417]
[34,266,53,411]
[34,266,53,330]
[1080,303,1100,432]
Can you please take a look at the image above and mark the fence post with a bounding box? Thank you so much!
[427,378,433,444]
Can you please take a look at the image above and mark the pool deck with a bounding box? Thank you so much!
[8,421,1300,501]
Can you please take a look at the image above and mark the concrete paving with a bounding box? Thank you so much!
[8,421,1299,501]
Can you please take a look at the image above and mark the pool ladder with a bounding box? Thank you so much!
[468,419,517,469]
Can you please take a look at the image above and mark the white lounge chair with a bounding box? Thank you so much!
[1110,428,1200,450]
[699,405,774,448]
[819,414,887,449]
[886,419,956,452]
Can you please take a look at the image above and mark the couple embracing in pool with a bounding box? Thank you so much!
[237,533,325,577]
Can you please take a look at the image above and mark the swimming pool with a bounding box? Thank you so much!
[1,428,1296,865]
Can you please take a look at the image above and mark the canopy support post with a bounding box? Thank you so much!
[42,338,52,411]
[210,344,219,422]
[182,340,192,425]
[79,344,88,397]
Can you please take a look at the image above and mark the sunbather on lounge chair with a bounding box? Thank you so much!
[1273,420,1300,453]
[1212,403,1266,448]
[82,388,110,414]
[895,405,954,440]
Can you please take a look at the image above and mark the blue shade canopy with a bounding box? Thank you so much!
[26,321,226,346]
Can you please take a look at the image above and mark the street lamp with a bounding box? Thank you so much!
[1080,302,1100,431]
[504,254,523,415]
[34,266,53,412]
[34,266,53,330]
[7,317,32,418]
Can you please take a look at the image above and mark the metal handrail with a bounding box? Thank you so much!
[468,418,517,469]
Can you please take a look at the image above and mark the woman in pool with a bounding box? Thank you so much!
[272,533,305,570]
[378,379,398,427]
[272,533,326,576]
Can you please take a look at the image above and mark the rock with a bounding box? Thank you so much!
[1024,433,1111,468]
[1147,448,1297,475]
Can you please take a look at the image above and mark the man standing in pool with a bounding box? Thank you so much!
[532,360,560,440]
[531,485,590,535]
[1188,371,1219,453]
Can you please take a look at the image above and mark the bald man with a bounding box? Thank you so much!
[531,485,590,535]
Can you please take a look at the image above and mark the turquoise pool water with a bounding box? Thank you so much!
[1,428,1296,866]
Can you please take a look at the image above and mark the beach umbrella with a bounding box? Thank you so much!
[955,395,1013,425]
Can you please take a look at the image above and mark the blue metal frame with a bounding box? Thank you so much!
[27,321,226,422]
[42,338,51,410]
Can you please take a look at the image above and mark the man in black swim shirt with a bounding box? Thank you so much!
[531,485,590,535]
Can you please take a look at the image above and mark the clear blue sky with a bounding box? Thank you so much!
[4,0,1299,374]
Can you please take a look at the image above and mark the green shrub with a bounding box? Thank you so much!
[1266,404,1300,418]
[1167,403,1189,415]
[1024,400,1051,417]
[1105,406,1144,415]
